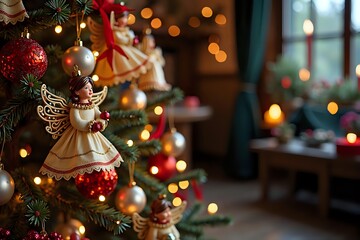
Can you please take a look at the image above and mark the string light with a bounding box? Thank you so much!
[215,50,227,62]
[127,140,134,146]
[150,166,159,175]
[79,225,86,235]
[154,106,163,115]
[141,8,153,19]
[99,195,106,202]
[151,18,162,29]
[201,6,213,18]
[176,160,187,172]
[179,180,189,189]
[207,203,218,214]
[33,177,42,185]
[188,16,201,28]
[54,25,62,34]
[208,42,220,55]
[172,197,182,207]
[145,124,153,132]
[140,129,150,140]
[299,68,311,81]
[79,22,86,29]
[92,74,99,81]
[327,101,338,115]
[19,148,28,158]
[346,133,357,144]
[128,14,136,25]
[168,25,180,37]
[168,183,179,193]
[215,14,227,25]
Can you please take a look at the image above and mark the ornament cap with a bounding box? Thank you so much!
[74,38,83,46]
[72,65,82,77]
[21,27,30,39]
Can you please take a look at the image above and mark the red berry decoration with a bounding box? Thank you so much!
[100,111,110,120]
[0,227,11,239]
[75,169,118,199]
[0,37,48,83]
[147,153,177,181]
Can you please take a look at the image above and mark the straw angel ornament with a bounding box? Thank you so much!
[37,66,123,180]
[133,195,187,240]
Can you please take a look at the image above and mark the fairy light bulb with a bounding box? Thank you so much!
[346,133,357,144]
[207,203,218,214]
[154,106,163,115]
[128,14,136,25]
[151,18,162,29]
[215,14,227,25]
[19,148,28,158]
[80,22,86,29]
[99,195,106,202]
[168,25,180,37]
[299,68,311,81]
[141,8,153,19]
[215,50,227,62]
[188,16,200,28]
[201,6,213,18]
[127,140,134,146]
[176,160,187,172]
[208,43,220,55]
[140,129,150,140]
[168,183,179,193]
[327,101,338,115]
[79,225,86,235]
[92,75,99,81]
[55,25,62,33]
[172,197,182,207]
[179,180,189,189]
[34,177,42,185]
[150,166,159,175]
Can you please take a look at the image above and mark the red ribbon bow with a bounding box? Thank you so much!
[92,0,133,68]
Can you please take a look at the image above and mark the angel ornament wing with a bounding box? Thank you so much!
[133,201,187,240]
[37,84,70,139]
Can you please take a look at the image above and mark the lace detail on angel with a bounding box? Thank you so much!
[37,84,70,140]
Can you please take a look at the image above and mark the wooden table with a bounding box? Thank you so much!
[249,138,360,217]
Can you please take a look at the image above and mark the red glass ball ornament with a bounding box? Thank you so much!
[0,37,48,83]
[147,153,177,181]
[75,169,118,199]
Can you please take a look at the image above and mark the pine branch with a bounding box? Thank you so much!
[12,168,45,205]
[135,139,162,157]
[146,88,184,109]
[133,168,166,194]
[106,109,148,136]
[164,169,207,185]
[177,222,203,238]
[189,215,232,226]
[48,185,132,235]
[105,133,139,162]
[182,202,204,222]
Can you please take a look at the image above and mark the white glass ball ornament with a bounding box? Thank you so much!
[0,169,15,205]
[62,44,95,76]
[161,129,186,157]
[115,183,147,215]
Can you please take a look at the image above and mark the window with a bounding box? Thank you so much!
[282,0,360,84]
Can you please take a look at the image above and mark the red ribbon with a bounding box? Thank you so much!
[149,106,167,139]
[92,0,132,68]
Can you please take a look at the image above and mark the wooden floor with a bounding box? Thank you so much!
[191,157,360,240]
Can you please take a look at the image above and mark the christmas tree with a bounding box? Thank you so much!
[0,0,230,239]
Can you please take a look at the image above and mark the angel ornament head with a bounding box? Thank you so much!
[133,194,187,240]
[37,66,123,181]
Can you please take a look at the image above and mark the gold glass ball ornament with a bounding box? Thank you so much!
[119,84,147,110]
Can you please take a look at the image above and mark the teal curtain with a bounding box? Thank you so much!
[225,0,272,178]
